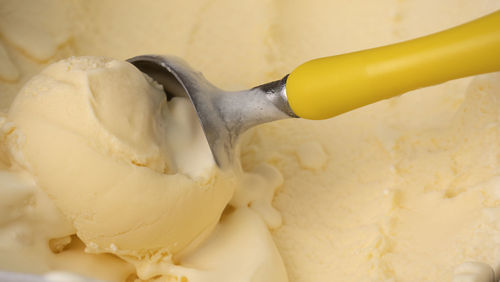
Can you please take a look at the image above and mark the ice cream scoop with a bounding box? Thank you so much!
[128,10,500,168]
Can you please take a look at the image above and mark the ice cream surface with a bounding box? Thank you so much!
[2,55,287,281]
[0,0,500,281]
[7,56,232,257]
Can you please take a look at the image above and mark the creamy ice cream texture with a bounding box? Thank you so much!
[3,55,287,281]
[1,0,500,281]
[8,56,231,257]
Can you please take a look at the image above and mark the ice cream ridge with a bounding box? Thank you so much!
[1,0,500,282]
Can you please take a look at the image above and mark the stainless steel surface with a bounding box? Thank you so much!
[127,55,297,168]
[0,271,99,282]
[0,272,46,282]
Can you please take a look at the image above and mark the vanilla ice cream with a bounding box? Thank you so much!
[7,56,233,259]
[1,54,287,281]
[0,0,500,281]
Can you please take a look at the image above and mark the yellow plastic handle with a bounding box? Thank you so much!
[286,10,500,120]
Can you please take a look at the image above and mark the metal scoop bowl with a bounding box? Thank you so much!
[128,55,297,169]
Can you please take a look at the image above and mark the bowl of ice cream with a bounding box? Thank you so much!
[0,0,499,281]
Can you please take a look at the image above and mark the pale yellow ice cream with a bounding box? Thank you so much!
[7,56,233,258]
[3,55,287,281]
[0,0,500,281]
